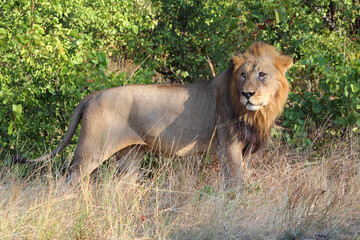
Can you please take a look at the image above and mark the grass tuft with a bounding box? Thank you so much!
[0,138,359,239]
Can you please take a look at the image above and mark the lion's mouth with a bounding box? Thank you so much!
[246,103,262,111]
[242,100,263,111]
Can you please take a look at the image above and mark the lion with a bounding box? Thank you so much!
[13,42,292,188]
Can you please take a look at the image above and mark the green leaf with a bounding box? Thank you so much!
[132,25,139,35]
[274,9,280,23]
[8,121,14,135]
[15,35,24,44]
[350,83,358,93]
[72,55,83,65]
[12,104,23,115]
[0,28,7,36]
[246,21,255,30]
[229,22,238,31]
[324,67,331,74]
[279,7,288,23]
[69,29,79,38]
[0,39,7,49]
[61,53,69,61]
[315,104,322,113]
[35,16,42,24]
[100,71,107,81]
[347,113,358,126]
[98,52,106,64]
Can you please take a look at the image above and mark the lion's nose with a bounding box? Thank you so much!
[241,92,255,99]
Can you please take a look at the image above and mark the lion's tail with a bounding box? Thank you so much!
[13,100,86,164]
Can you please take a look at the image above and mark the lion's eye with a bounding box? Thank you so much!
[259,72,266,78]
[258,72,267,81]
[241,72,246,79]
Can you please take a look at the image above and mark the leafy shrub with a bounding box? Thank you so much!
[133,0,249,82]
[132,0,360,145]
[0,0,154,157]
[1,0,359,161]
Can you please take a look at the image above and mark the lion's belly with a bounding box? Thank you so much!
[145,135,213,157]
[132,112,215,157]
[127,84,217,157]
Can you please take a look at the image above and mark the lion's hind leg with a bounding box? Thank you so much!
[66,124,146,185]
[113,145,146,184]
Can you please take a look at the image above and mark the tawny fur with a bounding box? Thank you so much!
[14,42,292,188]
[230,43,291,146]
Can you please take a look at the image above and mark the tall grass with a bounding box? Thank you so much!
[0,138,359,239]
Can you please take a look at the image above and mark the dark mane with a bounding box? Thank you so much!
[237,120,266,155]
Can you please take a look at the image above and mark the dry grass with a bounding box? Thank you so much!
[0,138,359,240]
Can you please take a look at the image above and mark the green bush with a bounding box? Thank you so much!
[0,0,154,157]
[132,0,360,145]
[1,0,359,161]
[133,0,248,82]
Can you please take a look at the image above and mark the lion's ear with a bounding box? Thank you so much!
[276,55,293,72]
[232,55,245,71]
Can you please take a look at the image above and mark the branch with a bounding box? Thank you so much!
[305,0,346,35]
[314,6,339,32]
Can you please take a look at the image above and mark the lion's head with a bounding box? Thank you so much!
[229,42,293,149]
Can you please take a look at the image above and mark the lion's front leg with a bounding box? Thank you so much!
[220,141,246,190]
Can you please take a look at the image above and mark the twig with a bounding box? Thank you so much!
[126,54,151,82]
[153,60,184,84]
[206,55,216,78]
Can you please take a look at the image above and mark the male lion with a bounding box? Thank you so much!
[14,42,292,188]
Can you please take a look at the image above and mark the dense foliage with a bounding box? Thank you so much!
[1,0,359,160]
[0,0,155,158]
